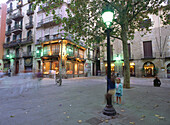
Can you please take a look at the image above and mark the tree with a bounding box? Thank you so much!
[33,0,169,88]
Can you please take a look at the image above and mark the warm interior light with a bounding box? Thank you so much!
[130,62,135,66]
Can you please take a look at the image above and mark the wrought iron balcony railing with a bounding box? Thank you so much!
[25,22,33,30]
[27,9,34,16]
[12,12,23,21]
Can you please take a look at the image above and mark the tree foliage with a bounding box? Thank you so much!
[32,0,169,88]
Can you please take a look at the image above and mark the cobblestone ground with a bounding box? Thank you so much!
[0,76,170,125]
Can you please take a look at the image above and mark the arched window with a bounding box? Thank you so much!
[143,62,155,77]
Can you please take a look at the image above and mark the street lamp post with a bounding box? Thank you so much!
[102,8,116,116]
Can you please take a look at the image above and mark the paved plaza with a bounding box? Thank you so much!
[0,76,170,125]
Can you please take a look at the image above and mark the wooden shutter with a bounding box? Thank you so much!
[143,41,153,58]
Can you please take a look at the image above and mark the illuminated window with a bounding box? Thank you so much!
[79,63,84,74]
[74,63,78,74]
[66,61,73,74]
[79,49,84,58]
[74,48,78,57]
[44,62,50,74]
[52,44,60,55]
[66,45,73,56]
[52,61,59,73]
[43,45,50,56]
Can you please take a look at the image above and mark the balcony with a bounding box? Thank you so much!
[11,25,22,34]
[12,12,23,21]
[7,8,13,13]
[25,22,33,30]
[3,39,21,48]
[37,15,62,28]
[12,53,21,59]
[17,2,23,8]
[23,52,33,57]
[6,18,12,24]
[5,30,11,36]
[28,0,32,3]
[3,55,10,60]
[38,33,74,44]
[21,36,33,45]
[27,9,34,16]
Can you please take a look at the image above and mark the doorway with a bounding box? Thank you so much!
[15,61,19,74]
[167,63,170,78]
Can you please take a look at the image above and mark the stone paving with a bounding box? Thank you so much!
[0,76,170,125]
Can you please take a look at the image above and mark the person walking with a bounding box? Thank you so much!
[115,78,123,104]
[153,76,161,87]
[8,68,11,77]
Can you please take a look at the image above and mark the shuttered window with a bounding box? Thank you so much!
[143,41,153,58]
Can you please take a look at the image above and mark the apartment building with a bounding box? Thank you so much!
[3,0,36,75]
[100,12,170,78]
[35,1,87,78]
[0,3,7,71]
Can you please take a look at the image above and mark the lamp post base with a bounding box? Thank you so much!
[103,93,116,116]
[103,105,116,116]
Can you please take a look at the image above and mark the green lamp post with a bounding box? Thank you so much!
[102,6,116,116]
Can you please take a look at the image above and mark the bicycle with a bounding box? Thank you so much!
[55,73,62,86]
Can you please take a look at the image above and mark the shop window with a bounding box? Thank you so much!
[44,62,50,74]
[74,48,78,57]
[52,44,60,55]
[66,61,73,74]
[79,49,84,58]
[79,63,84,74]
[74,63,78,74]
[43,45,50,56]
[66,45,74,56]
[52,61,59,73]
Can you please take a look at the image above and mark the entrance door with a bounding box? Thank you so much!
[38,61,41,71]
[15,61,19,74]
[167,64,170,78]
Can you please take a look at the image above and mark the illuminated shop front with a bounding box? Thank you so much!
[122,62,135,76]
[41,38,86,78]
[143,62,155,77]
[105,63,115,74]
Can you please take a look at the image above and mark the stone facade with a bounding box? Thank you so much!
[100,13,170,78]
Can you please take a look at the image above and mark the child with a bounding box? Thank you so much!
[115,78,123,104]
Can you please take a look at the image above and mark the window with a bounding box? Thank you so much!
[44,62,50,74]
[143,41,153,58]
[66,45,74,56]
[27,45,31,53]
[79,63,84,74]
[128,43,131,59]
[74,63,78,74]
[16,48,19,56]
[74,48,78,57]
[52,44,60,54]
[66,61,73,74]
[7,37,10,43]
[7,49,10,55]
[52,61,59,73]
[29,15,33,23]
[43,45,50,56]
[79,49,84,58]
[8,25,11,31]
[27,30,32,38]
